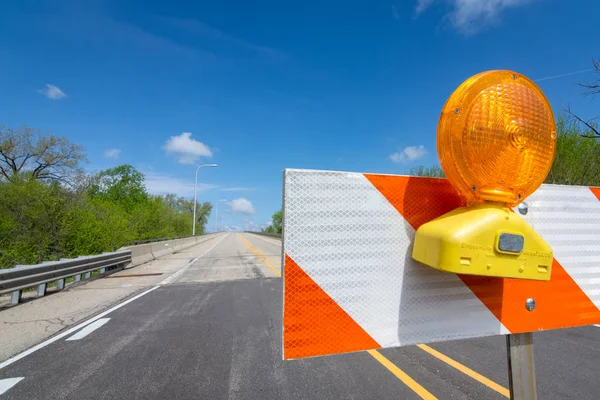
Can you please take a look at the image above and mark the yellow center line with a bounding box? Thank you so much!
[261,252,281,266]
[416,344,510,398]
[237,234,282,277]
[368,350,438,400]
[240,235,502,398]
[239,234,282,267]
[244,235,282,266]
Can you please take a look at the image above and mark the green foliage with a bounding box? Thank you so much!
[545,115,600,186]
[272,210,282,234]
[409,164,446,178]
[263,210,283,234]
[89,164,148,212]
[0,164,213,269]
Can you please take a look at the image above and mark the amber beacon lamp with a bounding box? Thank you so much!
[412,70,557,281]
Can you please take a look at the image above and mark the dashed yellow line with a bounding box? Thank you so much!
[239,234,505,398]
[416,344,510,398]
[368,350,438,400]
[237,234,281,277]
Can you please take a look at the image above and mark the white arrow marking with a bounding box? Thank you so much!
[0,377,24,395]
[66,318,111,341]
[0,286,159,371]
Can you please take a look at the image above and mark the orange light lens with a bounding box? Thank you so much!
[437,70,556,206]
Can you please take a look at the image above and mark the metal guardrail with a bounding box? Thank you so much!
[246,231,282,239]
[0,250,131,305]
[122,235,193,247]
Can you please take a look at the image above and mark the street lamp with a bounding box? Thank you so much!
[214,199,228,233]
[193,164,217,236]
[222,209,231,232]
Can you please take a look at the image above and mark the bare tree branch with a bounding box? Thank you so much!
[0,124,87,183]
[563,105,600,138]
[578,58,600,94]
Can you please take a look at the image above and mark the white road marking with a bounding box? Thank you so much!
[66,318,111,341]
[160,233,229,285]
[0,377,24,395]
[0,233,228,370]
[594,324,600,327]
[0,286,160,370]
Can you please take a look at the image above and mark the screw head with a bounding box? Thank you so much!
[454,108,460,115]
[525,298,536,311]
[517,203,528,215]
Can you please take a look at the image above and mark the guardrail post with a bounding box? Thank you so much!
[507,332,537,400]
[84,272,91,279]
[11,290,22,305]
[37,283,47,297]
[100,267,106,274]
[75,274,82,282]
[56,279,65,290]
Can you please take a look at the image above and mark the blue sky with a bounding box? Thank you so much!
[1,0,598,231]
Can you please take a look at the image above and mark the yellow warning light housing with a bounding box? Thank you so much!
[412,70,556,281]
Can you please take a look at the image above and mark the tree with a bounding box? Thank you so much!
[261,210,282,234]
[409,165,445,178]
[89,165,149,212]
[272,210,282,234]
[545,115,600,186]
[0,125,87,184]
[0,178,73,266]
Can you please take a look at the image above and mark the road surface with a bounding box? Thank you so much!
[0,233,598,399]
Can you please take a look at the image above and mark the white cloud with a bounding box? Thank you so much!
[230,198,256,215]
[415,0,534,34]
[415,0,435,14]
[163,132,213,164]
[104,148,121,159]
[220,187,256,192]
[389,145,427,164]
[38,84,67,100]
[144,171,218,197]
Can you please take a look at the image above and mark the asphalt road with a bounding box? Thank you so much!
[1,233,599,399]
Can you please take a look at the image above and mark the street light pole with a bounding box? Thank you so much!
[193,164,217,236]
[214,199,227,233]
[222,210,231,232]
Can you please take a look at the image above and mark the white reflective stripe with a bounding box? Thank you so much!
[523,185,600,309]
[284,171,507,347]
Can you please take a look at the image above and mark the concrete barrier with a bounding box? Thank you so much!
[123,233,221,267]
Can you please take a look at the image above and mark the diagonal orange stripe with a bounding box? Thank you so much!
[590,187,600,201]
[283,254,381,359]
[364,174,600,333]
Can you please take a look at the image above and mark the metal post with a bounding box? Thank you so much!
[37,283,47,297]
[57,279,65,290]
[193,166,199,236]
[506,332,537,400]
[84,272,91,279]
[214,199,227,233]
[11,290,22,305]
[222,210,230,232]
[75,274,81,282]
